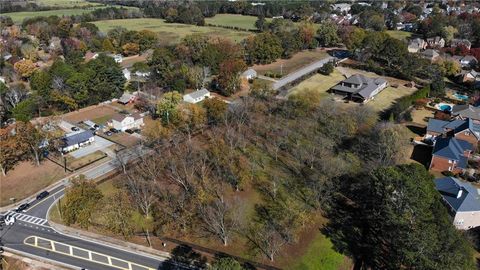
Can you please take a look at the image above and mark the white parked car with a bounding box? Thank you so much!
[4,214,15,226]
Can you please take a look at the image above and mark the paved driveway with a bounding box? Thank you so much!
[69,136,113,159]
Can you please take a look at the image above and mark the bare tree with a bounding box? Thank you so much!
[245,222,287,262]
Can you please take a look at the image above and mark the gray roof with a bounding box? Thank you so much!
[427,118,480,139]
[432,136,472,167]
[435,177,480,212]
[452,105,480,121]
[118,93,134,103]
[422,49,439,58]
[451,39,472,47]
[331,74,387,100]
[185,88,210,100]
[62,130,94,147]
[242,68,257,77]
[408,38,424,49]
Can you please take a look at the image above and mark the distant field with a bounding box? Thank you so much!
[93,18,253,44]
[33,0,102,7]
[6,7,102,23]
[386,30,413,41]
[205,14,271,30]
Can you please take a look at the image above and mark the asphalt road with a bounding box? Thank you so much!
[0,146,181,269]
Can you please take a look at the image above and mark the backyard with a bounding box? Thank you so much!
[93,18,252,44]
[386,30,413,41]
[252,49,330,77]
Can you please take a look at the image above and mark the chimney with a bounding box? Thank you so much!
[457,188,463,199]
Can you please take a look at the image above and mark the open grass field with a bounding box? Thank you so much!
[0,160,66,207]
[93,18,252,44]
[205,14,271,30]
[33,0,102,7]
[290,69,345,98]
[253,49,330,77]
[386,30,413,41]
[6,7,102,23]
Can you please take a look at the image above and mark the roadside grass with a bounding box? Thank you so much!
[93,18,252,44]
[288,233,350,270]
[65,150,107,170]
[252,49,330,77]
[0,160,66,206]
[386,30,413,41]
[205,14,271,30]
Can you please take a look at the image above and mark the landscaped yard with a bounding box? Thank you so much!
[0,160,66,206]
[386,30,413,41]
[93,18,252,44]
[205,14,271,30]
[253,49,330,77]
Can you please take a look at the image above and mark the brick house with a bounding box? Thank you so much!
[426,118,479,149]
[435,176,480,230]
[429,136,473,174]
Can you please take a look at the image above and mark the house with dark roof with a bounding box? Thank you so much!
[435,176,480,230]
[330,74,388,103]
[429,136,473,174]
[452,105,480,122]
[60,130,95,153]
[183,88,211,104]
[425,118,480,148]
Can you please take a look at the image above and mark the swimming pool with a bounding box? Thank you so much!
[453,93,469,101]
[437,103,453,111]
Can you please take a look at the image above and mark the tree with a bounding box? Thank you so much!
[217,59,247,96]
[316,21,341,47]
[203,97,227,124]
[12,98,37,122]
[30,70,52,103]
[324,164,476,270]
[298,21,318,49]
[101,39,115,53]
[0,132,24,176]
[245,222,287,261]
[61,178,103,228]
[157,91,183,125]
[443,26,458,43]
[319,62,334,75]
[255,14,266,31]
[342,26,366,51]
[14,59,37,78]
[244,33,283,64]
[209,257,244,270]
[198,195,238,246]
[122,42,140,56]
[103,190,135,239]
[15,122,44,166]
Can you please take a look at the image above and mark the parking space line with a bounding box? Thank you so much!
[23,236,156,270]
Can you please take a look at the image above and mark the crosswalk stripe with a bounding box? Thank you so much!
[5,211,48,226]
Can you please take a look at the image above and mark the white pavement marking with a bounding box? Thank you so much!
[24,236,157,270]
[7,211,49,227]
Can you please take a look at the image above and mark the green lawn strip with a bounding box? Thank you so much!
[289,233,347,270]
[386,30,412,41]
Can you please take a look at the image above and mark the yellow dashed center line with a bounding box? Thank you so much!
[24,236,154,270]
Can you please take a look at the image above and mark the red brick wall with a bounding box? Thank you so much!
[430,156,463,174]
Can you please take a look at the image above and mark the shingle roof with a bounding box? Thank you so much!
[435,177,480,212]
[185,88,210,100]
[330,74,387,99]
[427,118,479,138]
[432,137,473,166]
[62,130,94,147]
[452,105,480,121]
[426,119,449,133]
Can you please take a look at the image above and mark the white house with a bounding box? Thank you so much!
[123,68,131,80]
[435,177,480,230]
[110,113,144,131]
[242,68,257,80]
[183,88,211,104]
[60,130,95,153]
[135,71,151,78]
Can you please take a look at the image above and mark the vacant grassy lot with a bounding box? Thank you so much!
[93,18,252,44]
[205,14,271,30]
[0,160,66,206]
[253,49,330,77]
[386,30,413,41]
[64,105,117,124]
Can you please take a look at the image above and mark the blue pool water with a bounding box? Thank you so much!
[454,93,469,101]
[439,104,452,111]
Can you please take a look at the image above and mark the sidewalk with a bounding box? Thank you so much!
[49,220,171,261]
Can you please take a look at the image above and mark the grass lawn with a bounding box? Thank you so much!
[6,7,103,23]
[92,114,114,126]
[0,160,66,206]
[66,150,107,170]
[253,49,330,77]
[386,30,413,41]
[363,86,417,113]
[289,69,345,97]
[288,233,350,270]
[205,14,271,30]
[93,18,252,44]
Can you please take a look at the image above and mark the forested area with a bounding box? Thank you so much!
[59,87,477,268]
